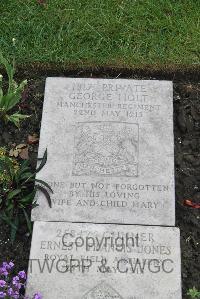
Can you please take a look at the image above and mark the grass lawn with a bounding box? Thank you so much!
[0,0,199,67]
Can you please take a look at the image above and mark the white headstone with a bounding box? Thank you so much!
[32,78,175,225]
[26,222,182,299]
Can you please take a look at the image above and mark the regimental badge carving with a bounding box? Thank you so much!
[72,122,139,177]
[82,282,124,299]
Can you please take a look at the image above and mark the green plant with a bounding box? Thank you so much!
[187,287,200,299]
[0,52,29,127]
[0,148,53,242]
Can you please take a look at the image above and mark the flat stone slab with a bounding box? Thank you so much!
[26,222,181,299]
[32,78,175,225]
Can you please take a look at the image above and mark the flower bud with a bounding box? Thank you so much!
[12,38,16,46]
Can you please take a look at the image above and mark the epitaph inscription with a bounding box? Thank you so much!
[26,222,182,299]
[32,78,175,225]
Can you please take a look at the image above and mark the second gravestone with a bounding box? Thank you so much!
[32,78,175,226]
[26,222,181,299]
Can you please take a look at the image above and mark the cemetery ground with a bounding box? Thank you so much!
[0,67,199,298]
[0,1,200,298]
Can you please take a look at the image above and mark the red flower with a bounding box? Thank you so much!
[184,199,200,209]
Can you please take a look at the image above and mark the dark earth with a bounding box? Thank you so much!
[0,66,199,299]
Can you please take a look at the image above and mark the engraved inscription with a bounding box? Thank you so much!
[82,282,123,299]
[72,122,139,177]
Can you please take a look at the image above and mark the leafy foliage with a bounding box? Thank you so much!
[187,287,200,299]
[0,148,53,243]
[0,53,29,127]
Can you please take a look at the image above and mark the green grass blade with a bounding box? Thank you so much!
[7,189,21,200]
[0,52,14,93]
[35,179,53,193]
[10,214,19,244]
[35,184,52,208]
[36,149,47,173]
[22,208,32,233]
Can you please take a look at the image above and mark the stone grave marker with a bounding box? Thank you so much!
[26,222,182,299]
[32,78,175,226]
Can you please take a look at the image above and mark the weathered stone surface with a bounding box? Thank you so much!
[26,222,182,299]
[32,78,175,225]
